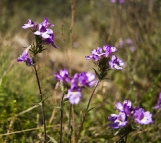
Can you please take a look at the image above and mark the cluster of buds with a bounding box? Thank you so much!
[54,69,96,104]
[85,45,124,80]
[108,100,153,129]
[17,18,57,66]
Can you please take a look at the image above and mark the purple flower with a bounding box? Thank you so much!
[65,89,82,104]
[108,112,128,129]
[85,47,105,61]
[41,18,54,27]
[134,108,153,125]
[109,55,124,70]
[22,19,35,29]
[126,39,133,45]
[34,24,58,48]
[54,69,71,84]
[17,45,33,66]
[43,33,58,48]
[115,100,132,115]
[22,18,58,48]
[55,69,95,104]
[70,72,96,91]
[103,45,117,56]
[111,0,124,3]
[34,24,53,39]
[153,93,161,109]
[118,39,124,48]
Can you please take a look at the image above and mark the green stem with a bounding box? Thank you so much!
[33,65,47,143]
[76,80,100,143]
[60,93,65,143]
[68,104,73,143]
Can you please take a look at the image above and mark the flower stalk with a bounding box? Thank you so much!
[33,65,47,143]
[76,80,100,143]
[60,93,65,143]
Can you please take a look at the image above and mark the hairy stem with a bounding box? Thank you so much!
[60,93,65,143]
[33,65,47,143]
[76,80,100,143]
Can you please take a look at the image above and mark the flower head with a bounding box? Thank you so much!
[65,89,82,104]
[115,100,132,115]
[72,72,96,88]
[111,0,124,3]
[108,100,153,129]
[103,45,117,56]
[41,18,54,27]
[108,112,128,129]
[153,93,161,109]
[109,55,124,70]
[22,19,35,29]
[54,69,71,84]
[134,108,153,125]
[85,47,105,61]
[22,18,58,48]
[17,45,33,66]
[54,69,96,104]
[43,33,58,48]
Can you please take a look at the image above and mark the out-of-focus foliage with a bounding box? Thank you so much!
[0,0,161,142]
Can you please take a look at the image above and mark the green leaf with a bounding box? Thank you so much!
[47,135,58,143]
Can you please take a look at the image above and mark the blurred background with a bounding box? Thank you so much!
[0,0,161,142]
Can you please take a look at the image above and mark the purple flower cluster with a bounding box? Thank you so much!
[54,69,96,104]
[17,45,33,66]
[22,18,57,48]
[119,39,136,52]
[111,0,124,3]
[85,45,124,70]
[108,100,153,129]
[153,93,161,109]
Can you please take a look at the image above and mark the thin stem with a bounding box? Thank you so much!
[60,93,65,143]
[68,104,72,143]
[33,65,47,143]
[76,80,100,143]
[125,134,128,143]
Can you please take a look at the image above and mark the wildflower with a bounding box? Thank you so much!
[54,69,71,84]
[109,55,124,70]
[17,45,33,66]
[22,19,35,29]
[108,112,128,129]
[153,93,161,109]
[71,72,96,89]
[34,24,53,39]
[111,0,124,3]
[43,33,58,48]
[86,45,124,80]
[118,39,124,48]
[103,45,117,56]
[108,100,153,129]
[85,47,105,61]
[115,100,132,115]
[54,69,96,104]
[118,38,136,52]
[41,18,54,27]
[65,89,82,104]
[134,108,153,125]
[22,18,58,48]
